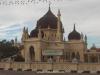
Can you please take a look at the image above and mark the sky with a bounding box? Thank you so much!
[0,0,100,48]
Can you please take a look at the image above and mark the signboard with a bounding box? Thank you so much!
[42,50,63,56]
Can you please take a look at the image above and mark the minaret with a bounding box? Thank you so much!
[85,35,87,48]
[21,27,26,42]
[81,32,84,40]
[25,27,29,39]
[21,27,29,42]
[15,37,17,44]
[85,35,87,43]
[57,9,61,31]
[14,37,17,46]
[57,9,63,41]
[38,26,41,39]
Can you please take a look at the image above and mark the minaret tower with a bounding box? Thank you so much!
[38,26,41,39]
[25,27,29,39]
[14,37,18,46]
[57,9,63,41]
[81,32,84,40]
[21,27,26,42]
[21,27,29,42]
[85,35,87,49]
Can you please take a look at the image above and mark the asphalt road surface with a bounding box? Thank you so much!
[0,70,99,75]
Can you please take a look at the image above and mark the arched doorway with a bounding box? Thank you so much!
[29,46,35,62]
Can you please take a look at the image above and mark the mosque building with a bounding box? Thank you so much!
[1,5,100,73]
[20,6,100,64]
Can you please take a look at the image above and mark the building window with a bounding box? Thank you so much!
[84,54,88,62]
[76,52,80,61]
[41,31,44,38]
[71,52,75,59]
[66,52,69,60]
[29,46,35,62]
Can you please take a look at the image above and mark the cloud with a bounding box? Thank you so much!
[0,0,100,48]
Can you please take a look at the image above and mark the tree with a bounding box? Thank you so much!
[0,40,19,59]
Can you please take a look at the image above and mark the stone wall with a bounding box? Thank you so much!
[0,62,100,73]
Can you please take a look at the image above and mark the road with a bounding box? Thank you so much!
[0,70,99,75]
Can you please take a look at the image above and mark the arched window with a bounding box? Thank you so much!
[45,34,46,37]
[84,54,88,62]
[66,52,70,60]
[66,52,68,60]
[29,46,35,62]
[71,52,75,59]
[76,52,80,60]
[91,55,97,63]
[41,31,44,38]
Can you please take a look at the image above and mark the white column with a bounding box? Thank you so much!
[88,54,90,63]
[98,54,100,63]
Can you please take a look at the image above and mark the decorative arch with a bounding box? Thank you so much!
[76,52,80,60]
[71,52,75,59]
[91,55,97,63]
[41,31,44,38]
[29,46,35,62]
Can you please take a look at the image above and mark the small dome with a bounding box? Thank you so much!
[30,29,38,38]
[91,44,97,50]
[68,25,81,40]
[37,8,58,29]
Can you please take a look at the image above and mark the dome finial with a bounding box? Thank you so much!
[57,9,61,17]
[74,23,76,31]
[49,1,51,10]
